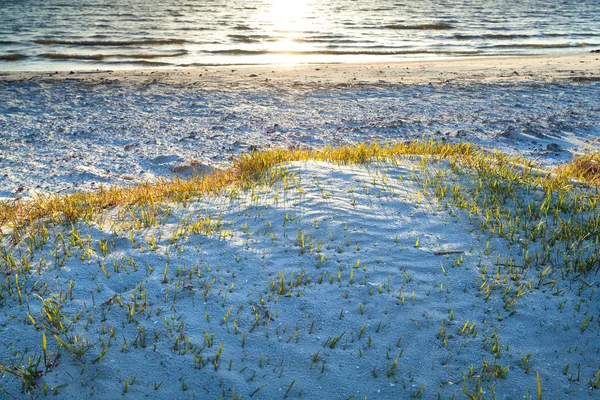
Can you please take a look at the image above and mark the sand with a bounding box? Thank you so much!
[1,158,599,399]
[1,54,600,399]
[1,53,599,199]
[2,53,600,88]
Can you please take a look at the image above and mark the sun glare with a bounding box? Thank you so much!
[263,0,314,64]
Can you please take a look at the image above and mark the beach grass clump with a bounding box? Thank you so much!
[556,151,600,185]
[1,139,599,284]
[421,148,600,277]
[2,141,600,241]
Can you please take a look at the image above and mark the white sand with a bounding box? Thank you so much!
[1,53,600,199]
[1,159,598,398]
[1,53,599,398]
[2,53,600,87]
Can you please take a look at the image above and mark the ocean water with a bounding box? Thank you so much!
[0,0,599,70]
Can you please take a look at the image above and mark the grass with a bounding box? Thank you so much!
[556,151,600,185]
[0,140,599,398]
[2,140,599,240]
[0,141,474,235]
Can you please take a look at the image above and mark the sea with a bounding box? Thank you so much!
[0,0,599,70]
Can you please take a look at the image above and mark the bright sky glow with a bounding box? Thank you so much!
[261,0,314,63]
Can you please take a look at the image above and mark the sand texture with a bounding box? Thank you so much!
[1,157,599,398]
[2,53,600,87]
[1,54,599,199]
[1,54,599,399]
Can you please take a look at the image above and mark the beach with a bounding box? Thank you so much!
[1,53,599,199]
[1,53,599,399]
[3,52,600,86]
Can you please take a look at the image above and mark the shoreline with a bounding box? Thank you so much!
[1,53,599,88]
[0,146,599,399]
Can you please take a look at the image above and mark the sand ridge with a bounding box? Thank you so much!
[1,55,599,199]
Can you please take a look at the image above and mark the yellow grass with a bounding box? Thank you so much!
[0,140,597,237]
[556,152,600,184]
[0,141,471,232]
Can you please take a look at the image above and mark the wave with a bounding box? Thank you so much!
[104,60,174,66]
[545,32,600,37]
[484,42,595,49]
[304,34,347,39]
[179,27,212,31]
[206,49,481,56]
[359,7,395,12]
[118,51,187,59]
[41,53,105,60]
[293,38,366,44]
[181,62,266,67]
[0,53,27,61]
[39,51,187,60]
[0,41,18,45]
[455,33,600,40]
[454,33,534,40]
[384,23,454,30]
[228,34,274,43]
[34,39,185,46]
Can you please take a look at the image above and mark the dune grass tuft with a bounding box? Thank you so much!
[556,152,600,184]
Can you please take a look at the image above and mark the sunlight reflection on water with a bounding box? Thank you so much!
[0,0,599,70]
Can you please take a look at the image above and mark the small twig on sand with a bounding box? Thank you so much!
[433,250,465,256]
